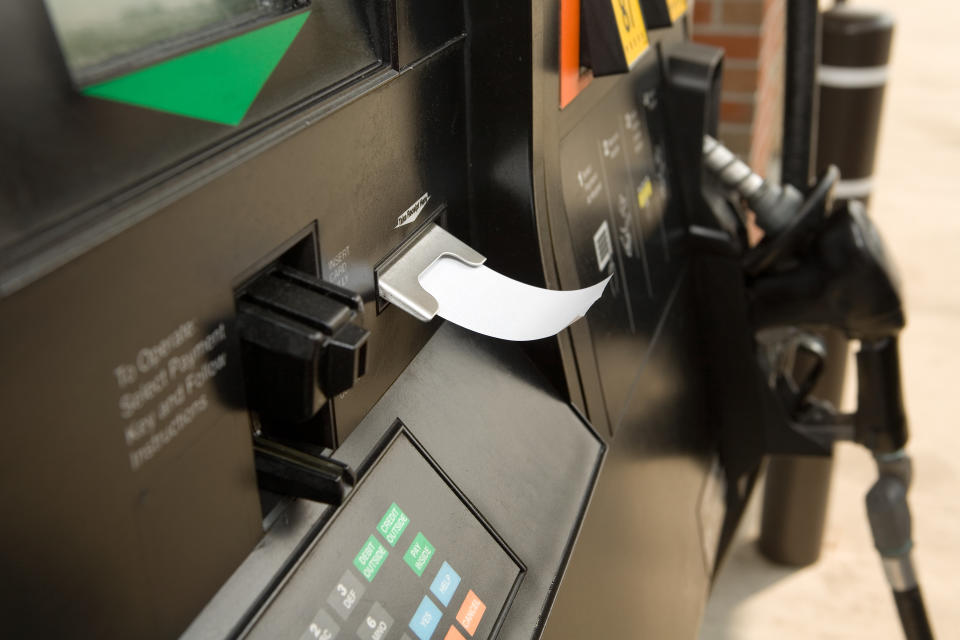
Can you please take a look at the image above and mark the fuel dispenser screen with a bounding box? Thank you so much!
[247,429,522,640]
[44,0,303,83]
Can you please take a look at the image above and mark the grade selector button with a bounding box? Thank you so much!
[408,596,442,640]
[353,535,389,582]
[429,561,461,607]
[300,608,340,640]
[455,590,486,636]
[444,626,466,640]
[327,570,365,620]
[357,602,393,640]
[403,532,435,577]
[376,502,410,546]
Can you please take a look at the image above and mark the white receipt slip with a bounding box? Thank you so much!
[419,256,610,341]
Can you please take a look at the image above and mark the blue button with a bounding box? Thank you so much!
[429,561,461,607]
[409,596,442,640]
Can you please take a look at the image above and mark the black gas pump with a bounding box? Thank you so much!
[0,0,937,637]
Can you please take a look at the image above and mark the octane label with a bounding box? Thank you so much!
[610,0,649,68]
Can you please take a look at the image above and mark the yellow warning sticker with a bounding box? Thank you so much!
[610,0,649,68]
[668,0,688,22]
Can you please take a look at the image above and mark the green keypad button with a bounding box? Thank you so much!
[403,532,435,577]
[353,535,388,582]
[377,502,410,547]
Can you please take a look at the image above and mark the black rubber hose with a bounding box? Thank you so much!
[893,587,935,640]
[782,0,821,189]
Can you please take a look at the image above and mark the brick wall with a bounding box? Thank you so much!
[692,0,785,173]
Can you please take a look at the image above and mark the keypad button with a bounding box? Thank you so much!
[455,590,486,636]
[408,596,442,640]
[300,609,340,640]
[326,570,365,620]
[429,561,461,607]
[403,532,435,577]
[357,602,393,640]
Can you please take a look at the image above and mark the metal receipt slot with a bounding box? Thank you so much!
[377,224,486,322]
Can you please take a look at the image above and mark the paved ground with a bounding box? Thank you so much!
[700,1,960,638]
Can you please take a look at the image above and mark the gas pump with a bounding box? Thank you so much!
[0,0,935,638]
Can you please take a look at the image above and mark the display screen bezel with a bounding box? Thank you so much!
[43,0,310,87]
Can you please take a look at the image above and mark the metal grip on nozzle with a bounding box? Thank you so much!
[702,135,804,237]
[867,452,936,640]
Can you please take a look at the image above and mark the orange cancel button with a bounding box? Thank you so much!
[455,590,486,636]
[444,626,466,640]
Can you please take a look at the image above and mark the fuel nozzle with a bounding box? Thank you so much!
[702,135,804,237]
[703,136,933,638]
[702,135,840,275]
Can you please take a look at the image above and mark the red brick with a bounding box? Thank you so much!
[720,100,755,123]
[724,2,764,25]
[723,66,760,92]
[697,0,785,173]
[693,1,712,23]
[720,131,753,158]
[693,33,760,58]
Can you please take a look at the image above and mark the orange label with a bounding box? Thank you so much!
[609,0,649,68]
[560,0,594,108]
[668,0,687,21]
[455,590,486,636]
[444,626,467,640]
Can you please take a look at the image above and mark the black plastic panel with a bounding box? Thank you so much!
[0,40,467,639]
[558,62,686,430]
[0,3,736,638]
[331,324,605,639]
[396,0,464,69]
[543,274,716,640]
[184,323,605,640]
[247,429,522,640]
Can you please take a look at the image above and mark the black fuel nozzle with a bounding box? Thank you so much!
[705,120,932,640]
[702,135,838,275]
[748,200,905,341]
[702,136,908,453]
[702,135,805,237]
[744,193,908,452]
[701,135,905,342]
